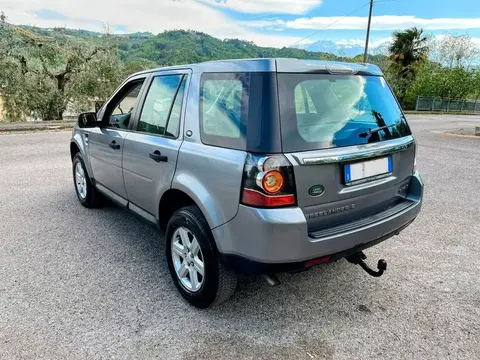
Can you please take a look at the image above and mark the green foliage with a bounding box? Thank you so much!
[0,15,156,121]
[396,34,480,109]
[115,30,342,66]
[1,18,479,119]
[389,27,429,69]
[387,27,429,106]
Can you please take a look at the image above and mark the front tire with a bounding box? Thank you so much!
[166,205,237,308]
[72,153,102,208]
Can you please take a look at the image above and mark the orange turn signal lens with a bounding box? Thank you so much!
[262,170,284,194]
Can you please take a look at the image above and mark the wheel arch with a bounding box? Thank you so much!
[158,189,198,230]
[70,134,94,181]
[158,184,222,232]
[70,141,81,160]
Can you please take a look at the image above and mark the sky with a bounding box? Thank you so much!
[1,0,480,48]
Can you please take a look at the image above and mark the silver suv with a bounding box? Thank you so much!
[70,58,423,308]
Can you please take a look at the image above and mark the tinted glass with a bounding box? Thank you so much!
[199,72,282,152]
[166,78,186,138]
[202,78,243,139]
[138,75,183,136]
[278,74,411,152]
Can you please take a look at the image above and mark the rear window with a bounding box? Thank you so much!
[278,74,411,152]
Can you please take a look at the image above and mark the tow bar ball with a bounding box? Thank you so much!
[346,251,387,277]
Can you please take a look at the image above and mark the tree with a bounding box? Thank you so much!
[400,34,480,109]
[429,34,480,69]
[0,14,116,120]
[388,27,429,106]
[389,27,429,71]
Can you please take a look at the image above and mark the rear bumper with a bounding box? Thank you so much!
[213,172,423,274]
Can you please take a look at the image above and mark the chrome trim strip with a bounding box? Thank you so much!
[300,136,414,165]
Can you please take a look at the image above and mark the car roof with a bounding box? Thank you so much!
[130,58,383,77]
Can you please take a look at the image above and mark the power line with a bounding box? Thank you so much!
[286,1,371,50]
[283,0,396,52]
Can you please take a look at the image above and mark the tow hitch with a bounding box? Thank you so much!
[346,251,387,277]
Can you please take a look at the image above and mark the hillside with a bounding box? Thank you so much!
[20,26,387,67]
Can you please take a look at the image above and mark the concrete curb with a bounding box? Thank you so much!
[0,122,76,133]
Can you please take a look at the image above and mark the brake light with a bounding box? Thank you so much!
[241,154,296,208]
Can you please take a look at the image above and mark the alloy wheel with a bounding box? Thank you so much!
[171,226,205,292]
[74,162,87,200]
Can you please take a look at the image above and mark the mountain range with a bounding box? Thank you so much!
[296,40,391,58]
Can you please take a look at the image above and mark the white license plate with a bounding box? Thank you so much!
[345,156,393,185]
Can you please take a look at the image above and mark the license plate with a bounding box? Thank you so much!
[345,156,393,185]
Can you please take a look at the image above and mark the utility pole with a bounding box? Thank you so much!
[363,0,374,63]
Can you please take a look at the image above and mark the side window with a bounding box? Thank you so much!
[137,75,185,137]
[106,81,144,129]
[294,85,317,114]
[201,78,243,139]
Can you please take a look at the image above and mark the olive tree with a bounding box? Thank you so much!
[0,13,120,121]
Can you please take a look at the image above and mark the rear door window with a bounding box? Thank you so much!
[137,75,185,138]
[278,74,411,152]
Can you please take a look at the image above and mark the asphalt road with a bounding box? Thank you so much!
[1,115,479,360]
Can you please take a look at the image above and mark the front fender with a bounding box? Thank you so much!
[71,129,94,180]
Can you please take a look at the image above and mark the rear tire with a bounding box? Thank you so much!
[166,205,237,308]
[72,153,102,208]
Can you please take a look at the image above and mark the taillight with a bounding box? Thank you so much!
[241,154,297,208]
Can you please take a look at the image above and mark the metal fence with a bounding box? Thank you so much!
[415,96,480,113]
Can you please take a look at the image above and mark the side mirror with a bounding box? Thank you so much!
[78,112,98,128]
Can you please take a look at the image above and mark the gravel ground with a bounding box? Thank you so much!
[1,115,479,360]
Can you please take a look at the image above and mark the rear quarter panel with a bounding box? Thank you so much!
[172,72,246,229]
[173,142,246,229]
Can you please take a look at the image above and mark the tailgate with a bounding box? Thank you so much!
[285,136,415,232]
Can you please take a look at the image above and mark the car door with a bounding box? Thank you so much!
[87,76,148,203]
[122,70,190,219]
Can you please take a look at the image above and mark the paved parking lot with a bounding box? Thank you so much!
[1,115,479,359]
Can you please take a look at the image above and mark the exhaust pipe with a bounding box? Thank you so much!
[263,274,281,287]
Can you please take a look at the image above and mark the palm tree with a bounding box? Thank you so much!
[388,27,429,105]
[389,27,429,78]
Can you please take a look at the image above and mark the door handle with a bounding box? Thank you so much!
[109,140,121,150]
[149,150,168,163]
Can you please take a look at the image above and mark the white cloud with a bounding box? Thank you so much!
[244,15,480,30]
[199,0,323,15]
[0,0,301,47]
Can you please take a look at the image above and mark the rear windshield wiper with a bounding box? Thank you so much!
[359,123,396,138]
